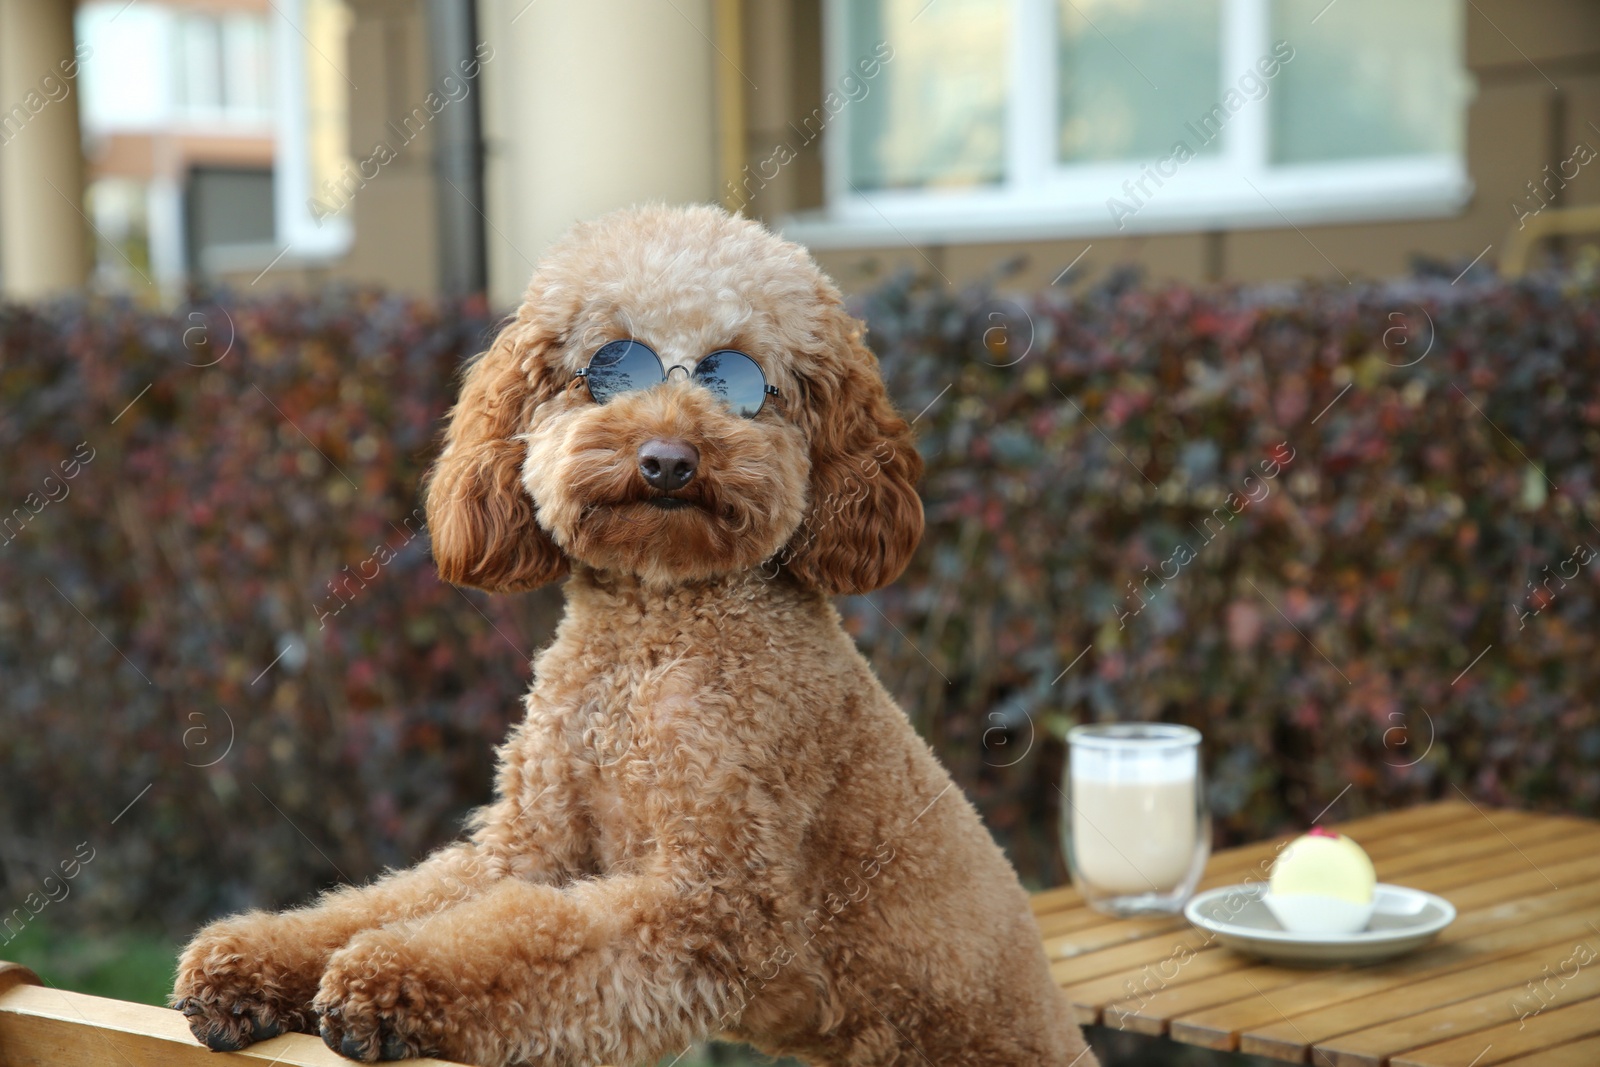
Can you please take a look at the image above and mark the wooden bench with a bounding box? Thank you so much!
[0,960,460,1066]
[4,801,1596,1066]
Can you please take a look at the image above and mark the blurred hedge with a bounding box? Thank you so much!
[1,270,1598,933]
[0,293,553,932]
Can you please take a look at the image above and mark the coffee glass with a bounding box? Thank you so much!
[1062,723,1210,916]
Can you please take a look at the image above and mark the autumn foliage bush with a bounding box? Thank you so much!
[1,268,1597,933]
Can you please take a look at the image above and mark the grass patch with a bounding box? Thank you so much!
[2,919,178,1006]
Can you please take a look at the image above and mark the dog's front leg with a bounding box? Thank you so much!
[174,709,590,1053]
[314,871,773,1065]
[172,842,510,1051]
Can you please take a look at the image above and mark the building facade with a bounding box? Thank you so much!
[0,0,1596,304]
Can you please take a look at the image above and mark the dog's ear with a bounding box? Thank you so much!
[424,317,569,592]
[783,306,925,595]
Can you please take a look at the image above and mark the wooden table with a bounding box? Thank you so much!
[1031,800,1600,1066]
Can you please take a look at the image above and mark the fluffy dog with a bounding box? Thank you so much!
[173,205,1097,1066]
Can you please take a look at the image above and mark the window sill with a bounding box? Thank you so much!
[780,158,1472,249]
[198,242,316,276]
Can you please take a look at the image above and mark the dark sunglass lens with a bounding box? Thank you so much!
[584,341,662,404]
[694,350,769,417]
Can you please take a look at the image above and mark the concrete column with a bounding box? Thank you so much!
[0,0,89,298]
[478,0,717,308]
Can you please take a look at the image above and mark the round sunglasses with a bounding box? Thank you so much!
[574,340,779,418]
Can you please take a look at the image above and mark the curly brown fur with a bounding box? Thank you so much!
[173,205,1097,1066]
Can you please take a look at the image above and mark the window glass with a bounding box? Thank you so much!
[186,167,276,275]
[1057,0,1223,163]
[1270,0,1465,164]
[222,16,273,117]
[176,13,272,120]
[175,16,223,115]
[847,0,1009,191]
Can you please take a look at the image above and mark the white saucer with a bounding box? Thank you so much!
[1184,883,1456,965]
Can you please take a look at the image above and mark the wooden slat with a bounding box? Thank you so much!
[1050,922,1212,988]
[1108,853,1600,1038]
[1067,940,1256,1028]
[1036,899,1187,941]
[1495,1031,1600,1066]
[1028,884,1085,918]
[1173,906,1600,1053]
[0,981,462,1067]
[1301,801,1484,842]
[1320,976,1600,1067]
[1392,996,1600,1067]
[1237,934,1600,1061]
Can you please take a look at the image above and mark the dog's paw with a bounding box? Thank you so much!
[173,993,285,1052]
[314,932,450,1062]
[171,914,317,1051]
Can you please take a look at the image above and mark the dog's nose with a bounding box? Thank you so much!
[637,437,699,491]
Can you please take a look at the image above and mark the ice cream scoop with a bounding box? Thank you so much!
[1263,827,1378,934]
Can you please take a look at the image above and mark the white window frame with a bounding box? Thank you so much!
[272,0,352,259]
[785,0,1471,248]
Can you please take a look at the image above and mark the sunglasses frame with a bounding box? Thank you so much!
[573,340,780,417]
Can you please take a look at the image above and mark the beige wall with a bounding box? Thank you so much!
[0,0,89,298]
[742,0,1600,294]
[325,0,442,296]
[477,0,720,308]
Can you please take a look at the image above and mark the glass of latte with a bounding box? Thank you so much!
[1062,722,1210,916]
